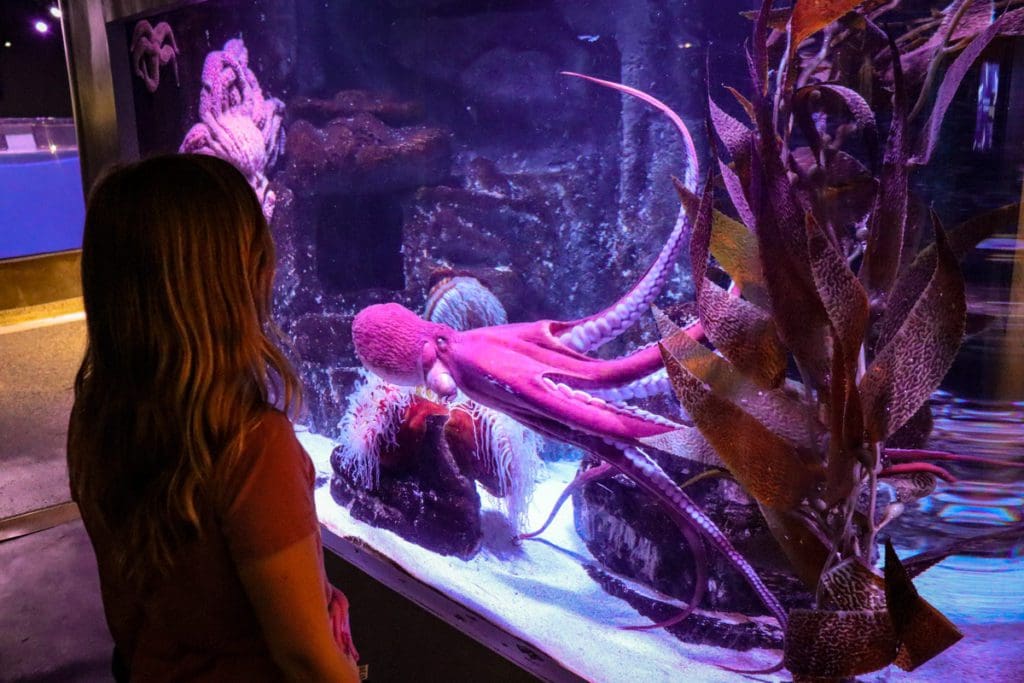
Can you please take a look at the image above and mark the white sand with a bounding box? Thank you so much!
[298,429,1024,683]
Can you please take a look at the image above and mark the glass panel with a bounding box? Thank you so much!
[110,2,1024,679]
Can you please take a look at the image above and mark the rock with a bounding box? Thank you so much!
[286,314,371,436]
[268,185,312,317]
[283,113,451,196]
[288,90,425,127]
[401,155,630,326]
[387,6,618,138]
[573,451,812,619]
[458,47,560,116]
[269,91,455,439]
[583,565,783,651]
[291,313,355,366]
[270,93,454,440]
[331,412,483,558]
[385,0,466,9]
[299,365,365,438]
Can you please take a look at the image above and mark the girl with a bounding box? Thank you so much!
[67,154,358,682]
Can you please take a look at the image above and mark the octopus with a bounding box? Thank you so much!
[349,74,791,630]
[130,20,179,94]
[338,276,541,533]
[179,39,284,221]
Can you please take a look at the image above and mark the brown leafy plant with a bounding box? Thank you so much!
[649,0,1024,679]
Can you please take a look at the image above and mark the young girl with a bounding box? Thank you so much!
[67,154,358,682]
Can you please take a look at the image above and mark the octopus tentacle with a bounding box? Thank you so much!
[588,367,673,403]
[554,74,699,354]
[556,208,690,353]
[720,658,786,676]
[562,73,700,191]
[609,444,788,629]
[880,447,1024,485]
[520,456,709,633]
[518,462,614,541]
[885,448,1024,468]
[880,462,956,483]
[538,376,680,429]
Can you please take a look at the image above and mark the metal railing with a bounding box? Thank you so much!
[0,117,78,155]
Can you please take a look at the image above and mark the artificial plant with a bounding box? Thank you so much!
[648,0,1024,678]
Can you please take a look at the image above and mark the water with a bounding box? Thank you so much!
[109,1,1024,679]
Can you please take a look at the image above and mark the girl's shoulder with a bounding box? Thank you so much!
[247,407,295,441]
[238,407,308,466]
[215,408,308,496]
[214,407,318,560]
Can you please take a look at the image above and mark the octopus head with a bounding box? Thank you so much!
[351,303,457,398]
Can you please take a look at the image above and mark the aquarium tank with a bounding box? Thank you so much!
[108,0,1024,680]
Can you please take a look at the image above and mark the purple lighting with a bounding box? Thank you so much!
[34,20,50,34]
[974,61,1000,152]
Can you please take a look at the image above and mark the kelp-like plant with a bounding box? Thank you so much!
[640,0,1024,679]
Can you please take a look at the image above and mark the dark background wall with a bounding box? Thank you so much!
[0,0,72,118]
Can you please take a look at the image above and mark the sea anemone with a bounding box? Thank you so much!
[335,370,414,489]
[424,275,508,329]
[452,400,542,533]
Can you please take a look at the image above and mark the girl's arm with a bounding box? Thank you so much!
[237,531,359,683]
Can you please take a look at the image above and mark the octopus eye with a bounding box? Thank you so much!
[436,336,448,352]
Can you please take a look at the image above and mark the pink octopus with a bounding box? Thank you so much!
[349,75,797,629]
[180,39,285,221]
[131,20,179,93]
[351,69,1024,658]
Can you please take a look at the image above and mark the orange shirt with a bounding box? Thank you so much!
[78,410,322,681]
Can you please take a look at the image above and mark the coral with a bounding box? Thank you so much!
[179,39,285,221]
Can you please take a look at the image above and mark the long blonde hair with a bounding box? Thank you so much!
[68,154,302,584]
